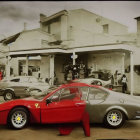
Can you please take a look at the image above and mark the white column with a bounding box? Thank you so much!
[50,55,55,85]
[25,56,29,76]
[130,51,134,96]
[6,56,11,79]
[122,53,125,74]
[72,52,76,65]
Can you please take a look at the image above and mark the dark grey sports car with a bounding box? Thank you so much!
[82,86,140,128]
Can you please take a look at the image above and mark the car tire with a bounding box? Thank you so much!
[104,109,125,128]
[4,90,15,101]
[8,107,29,129]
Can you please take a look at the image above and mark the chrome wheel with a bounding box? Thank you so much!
[11,110,27,129]
[4,90,14,101]
[5,92,13,100]
[107,110,123,127]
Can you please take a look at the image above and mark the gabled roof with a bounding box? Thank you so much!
[70,9,128,28]
[0,28,55,45]
[134,16,140,20]
[40,10,68,23]
[0,33,21,45]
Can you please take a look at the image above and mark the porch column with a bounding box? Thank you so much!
[122,53,125,74]
[130,51,134,96]
[72,52,78,65]
[25,56,29,76]
[50,55,55,85]
[6,56,11,79]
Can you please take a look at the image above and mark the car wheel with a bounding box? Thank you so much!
[4,90,15,101]
[104,109,125,128]
[8,107,29,129]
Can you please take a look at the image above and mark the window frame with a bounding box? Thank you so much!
[87,86,109,101]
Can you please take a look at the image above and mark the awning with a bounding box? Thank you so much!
[9,43,135,57]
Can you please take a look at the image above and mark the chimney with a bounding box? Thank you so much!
[40,13,47,22]
[135,17,140,46]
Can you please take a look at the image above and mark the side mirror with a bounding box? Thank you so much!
[46,98,52,105]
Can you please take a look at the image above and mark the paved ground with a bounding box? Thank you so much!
[0,97,140,140]
[0,120,140,140]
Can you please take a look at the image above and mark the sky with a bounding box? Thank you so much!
[0,1,140,39]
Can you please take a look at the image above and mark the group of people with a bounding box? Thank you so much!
[64,61,87,81]
[110,70,128,93]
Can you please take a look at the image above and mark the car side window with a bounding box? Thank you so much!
[50,87,81,102]
[29,77,38,83]
[88,87,107,100]
[60,87,77,101]
[50,90,60,102]
[20,77,29,83]
[10,78,20,82]
[79,87,89,100]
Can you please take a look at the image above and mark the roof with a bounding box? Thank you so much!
[9,43,135,57]
[40,10,68,23]
[0,33,21,45]
[0,28,55,45]
[134,16,140,20]
[69,9,128,28]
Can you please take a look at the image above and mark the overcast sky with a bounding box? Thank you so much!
[0,1,140,39]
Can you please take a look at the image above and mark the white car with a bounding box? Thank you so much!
[0,76,50,100]
[72,78,111,87]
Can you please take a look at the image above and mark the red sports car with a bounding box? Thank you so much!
[0,83,90,130]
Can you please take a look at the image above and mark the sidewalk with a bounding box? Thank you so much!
[112,85,140,98]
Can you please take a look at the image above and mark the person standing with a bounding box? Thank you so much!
[110,75,114,89]
[114,70,119,85]
[0,70,2,80]
[121,74,128,93]
[67,70,73,82]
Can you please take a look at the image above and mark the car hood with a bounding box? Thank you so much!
[0,97,41,111]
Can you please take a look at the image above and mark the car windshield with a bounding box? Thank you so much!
[31,85,60,100]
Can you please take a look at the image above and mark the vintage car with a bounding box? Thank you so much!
[0,76,50,100]
[72,78,111,87]
[0,82,140,130]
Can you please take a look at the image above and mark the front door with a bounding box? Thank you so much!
[41,87,86,123]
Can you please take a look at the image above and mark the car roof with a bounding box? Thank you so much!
[61,82,100,88]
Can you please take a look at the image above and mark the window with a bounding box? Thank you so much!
[60,88,77,101]
[50,87,81,102]
[79,87,89,100]
[10,78,20,82]
[20,77,29,83]
[103,24,109,34]
[88,87,108,100]
[29,77,38,83]
[48,24,51,33]
[51,90,60,102]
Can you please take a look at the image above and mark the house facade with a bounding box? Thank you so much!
[0,9,139,94]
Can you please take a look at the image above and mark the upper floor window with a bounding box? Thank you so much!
[103,24,109,34]
[48,24,51,33]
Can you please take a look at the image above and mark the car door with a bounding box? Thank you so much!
[13,77,29,96]
[86,87,109,123]
[41,87,86,124]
